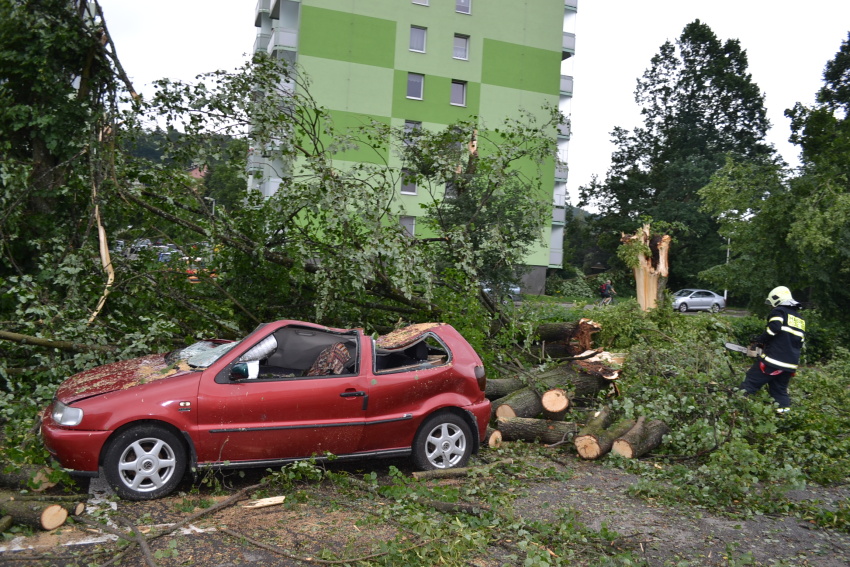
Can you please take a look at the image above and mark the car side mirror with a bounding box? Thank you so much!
[231,360,259,380]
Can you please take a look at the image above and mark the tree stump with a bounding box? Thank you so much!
[612,417,670,458]
[491,385,543,419]
[541,388,569,421]
[496,417,578,445]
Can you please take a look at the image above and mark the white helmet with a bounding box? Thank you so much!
[766,286,793,307]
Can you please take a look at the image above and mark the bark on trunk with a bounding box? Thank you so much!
[540,388,569,421]
[0,500,67,530]
[611,417,670,459]
[536,319,602,359]
[491,386,543,419]
[490,364,615,416]
[485,377,525,400]
[496,417,578,445]
[0,466,56,491]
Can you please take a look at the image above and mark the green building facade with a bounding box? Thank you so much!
[250,0,576,293]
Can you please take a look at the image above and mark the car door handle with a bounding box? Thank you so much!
[340,390,368,410]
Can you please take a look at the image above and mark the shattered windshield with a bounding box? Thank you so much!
[186,341,240,369]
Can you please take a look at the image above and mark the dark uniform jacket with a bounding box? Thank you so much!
[756,305,806,371]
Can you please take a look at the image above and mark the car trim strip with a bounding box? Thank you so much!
[196,448,412,470]
[208,414,413,434]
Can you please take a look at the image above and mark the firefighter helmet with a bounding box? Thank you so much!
[766,286,793,307]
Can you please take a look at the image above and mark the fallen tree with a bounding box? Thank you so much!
[496,417,578,446]
[574,408,636,460]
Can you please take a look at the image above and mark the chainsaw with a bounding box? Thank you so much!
[725,342,763,358]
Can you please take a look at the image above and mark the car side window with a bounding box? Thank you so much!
[374,335,450,374]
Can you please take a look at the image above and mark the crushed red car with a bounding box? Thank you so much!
[41,321,490,500]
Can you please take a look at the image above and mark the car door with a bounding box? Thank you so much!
[692,291,712,309]
[194,343,368,465]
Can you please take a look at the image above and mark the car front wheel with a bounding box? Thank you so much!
[710,303,720,313]
[412,412,472,471]
[678,303,689,312]
[103,424,187,500]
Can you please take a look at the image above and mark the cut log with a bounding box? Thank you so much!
[536,322,580,343]
[0,515,12,533]
[0,500,67,530]
[496,417,578,445]
[541,388,569,421]
[491,364,615,416]
[612,417,670,459]
[485,427,503,449]
[537,319,602,359]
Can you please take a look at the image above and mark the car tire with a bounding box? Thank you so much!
[103,424,187,501]
[710,303,720,313]
[411,412,472,471]
[678,303,689,312]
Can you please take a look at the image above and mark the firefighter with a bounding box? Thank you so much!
[739,286,806,412]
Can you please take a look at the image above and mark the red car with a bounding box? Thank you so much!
[41,321,490,500]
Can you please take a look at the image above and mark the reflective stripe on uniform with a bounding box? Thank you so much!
[761,354,797,370]
[781,325,805,338]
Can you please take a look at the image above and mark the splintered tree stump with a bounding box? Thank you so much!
[541,388,570,421]
[496,417,579,445]
[0,500,67,530]
[485,426,503,449]
[537,319,602,358]
[612,417,670,459]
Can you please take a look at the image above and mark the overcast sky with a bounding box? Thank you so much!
[99,0,850,207]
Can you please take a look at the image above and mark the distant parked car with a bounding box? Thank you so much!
[482,283,522,303]
[672,289,726,313]
[41,321,490,500]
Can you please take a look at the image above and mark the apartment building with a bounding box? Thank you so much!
[250,0,576,293]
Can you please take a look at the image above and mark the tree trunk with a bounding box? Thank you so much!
[0,500,67,530]
[535,322,580,342]
[485,377,525,400]
[496,417,578,445]
[0,465,56,492]
[490,365,614,414]
[411,459,514,480]
[536,319,602,359]
[612,418,670,459]
[540,388,569,421]
[492,386,543,419]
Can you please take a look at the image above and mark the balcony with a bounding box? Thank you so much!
[560,74,573,96]
[253,32,271,54]
[554,162,568,180]
[564,0,578,11]
[552,206,566,224]
[549,248,564,267]
[255,0,270,27]
[562,32,575,60]
[557,117,571,138]
[269,27,298,53]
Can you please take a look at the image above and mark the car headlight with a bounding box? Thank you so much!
[51,400,83,426]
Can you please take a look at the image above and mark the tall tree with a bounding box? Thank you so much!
[578,20,774,289]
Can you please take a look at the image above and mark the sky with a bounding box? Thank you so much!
[99,0,850,207]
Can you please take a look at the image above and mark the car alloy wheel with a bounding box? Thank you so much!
[412,412,472,470]
[103,425,187,501]
[678,303,689,312]
[710,303,720,313]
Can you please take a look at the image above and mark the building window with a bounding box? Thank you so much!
[451,80,467,106]
[409,26,426,52]
[456,0,471,14]
[412,0,428,5]
[453,34,469,60]
[444,181,457,199]
[407,73,424,99]
[401,169,417,195]
[404,120,422,146]
[400,216,416,237]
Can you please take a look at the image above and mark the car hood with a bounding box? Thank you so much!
[56,354,194,403]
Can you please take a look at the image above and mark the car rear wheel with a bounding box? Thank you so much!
[412,412,472,471]
[103,425,187,501]
[678,303,689,312]
[710,303,720,313]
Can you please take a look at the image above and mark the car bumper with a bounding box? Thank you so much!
[465,398,492,443]
[41,417,110,473]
